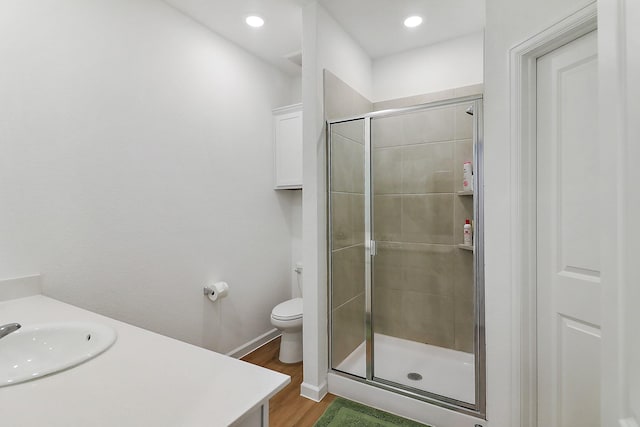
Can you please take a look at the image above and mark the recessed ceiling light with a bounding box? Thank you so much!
[403,15,423,28]
[246,15,265,28]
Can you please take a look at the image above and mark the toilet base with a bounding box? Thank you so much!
[279,330,303,364]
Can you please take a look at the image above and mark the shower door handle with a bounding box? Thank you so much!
[370,240,377,256]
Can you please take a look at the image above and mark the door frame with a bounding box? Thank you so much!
[508,3,597,426]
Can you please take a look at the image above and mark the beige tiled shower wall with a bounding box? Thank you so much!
[325,71,372,367]
[371,84,482,353]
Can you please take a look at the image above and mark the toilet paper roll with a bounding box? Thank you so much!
[204,281,229,303]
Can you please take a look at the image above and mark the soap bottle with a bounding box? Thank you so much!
[463,219,472,246]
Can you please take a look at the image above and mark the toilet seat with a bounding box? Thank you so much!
[271,298,303,321]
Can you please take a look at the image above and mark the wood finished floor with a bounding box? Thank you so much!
[241,337,336,427]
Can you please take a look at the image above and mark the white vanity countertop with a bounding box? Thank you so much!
[0,295,290,427]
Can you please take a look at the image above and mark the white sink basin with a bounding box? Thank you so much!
[0,322,117,387]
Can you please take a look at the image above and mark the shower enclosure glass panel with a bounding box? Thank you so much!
[329,119,367,378]
[328,96,484,416]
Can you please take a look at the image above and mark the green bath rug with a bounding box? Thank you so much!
[314,397,431,427]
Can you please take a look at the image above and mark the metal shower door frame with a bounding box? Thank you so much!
[327,94,485,419]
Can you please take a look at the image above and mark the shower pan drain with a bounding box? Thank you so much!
[407,372,422,381]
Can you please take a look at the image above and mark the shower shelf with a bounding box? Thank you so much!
[457,244,474,252]
[457,190,474,196]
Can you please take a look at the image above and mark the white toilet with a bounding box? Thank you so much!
[270,297,303,363]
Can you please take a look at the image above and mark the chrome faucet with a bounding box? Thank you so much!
[0,323,21,340]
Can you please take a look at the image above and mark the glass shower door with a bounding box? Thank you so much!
[370,101,477,405]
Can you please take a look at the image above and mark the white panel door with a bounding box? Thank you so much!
[536,30,600,427]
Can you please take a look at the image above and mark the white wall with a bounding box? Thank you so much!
[289,190,303,298]
[301,1,373,400]
[373,31,484,102]
[597,1,639,425]
[0,0,297,354]
[287,76,303,294]
[291,75,303,104]
[316,6,373,102]
[483,0,592,425]
[623,2,640,421]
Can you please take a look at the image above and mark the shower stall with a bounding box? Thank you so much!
[327,95,484,416]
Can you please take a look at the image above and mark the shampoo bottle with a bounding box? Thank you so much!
[463,219,472,246]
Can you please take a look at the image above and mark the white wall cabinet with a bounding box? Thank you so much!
[273,104,303,189]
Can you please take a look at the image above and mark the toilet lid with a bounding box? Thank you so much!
[272,298,303,321]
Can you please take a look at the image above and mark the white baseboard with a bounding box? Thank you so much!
[226,328,281,359]
[328,373,485,427]
[0,275,42,302]
[300,381,328,402]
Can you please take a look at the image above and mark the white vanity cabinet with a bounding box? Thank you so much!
[273,103,303,189]
[0,295,290,427]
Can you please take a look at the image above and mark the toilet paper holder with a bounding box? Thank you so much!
[203,281,229,302]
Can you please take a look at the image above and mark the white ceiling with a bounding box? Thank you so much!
[320,0,485,59]
[163,0,485,75]
[163,0,303,75]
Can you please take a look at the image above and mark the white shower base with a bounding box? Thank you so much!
[335,333,475,404]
